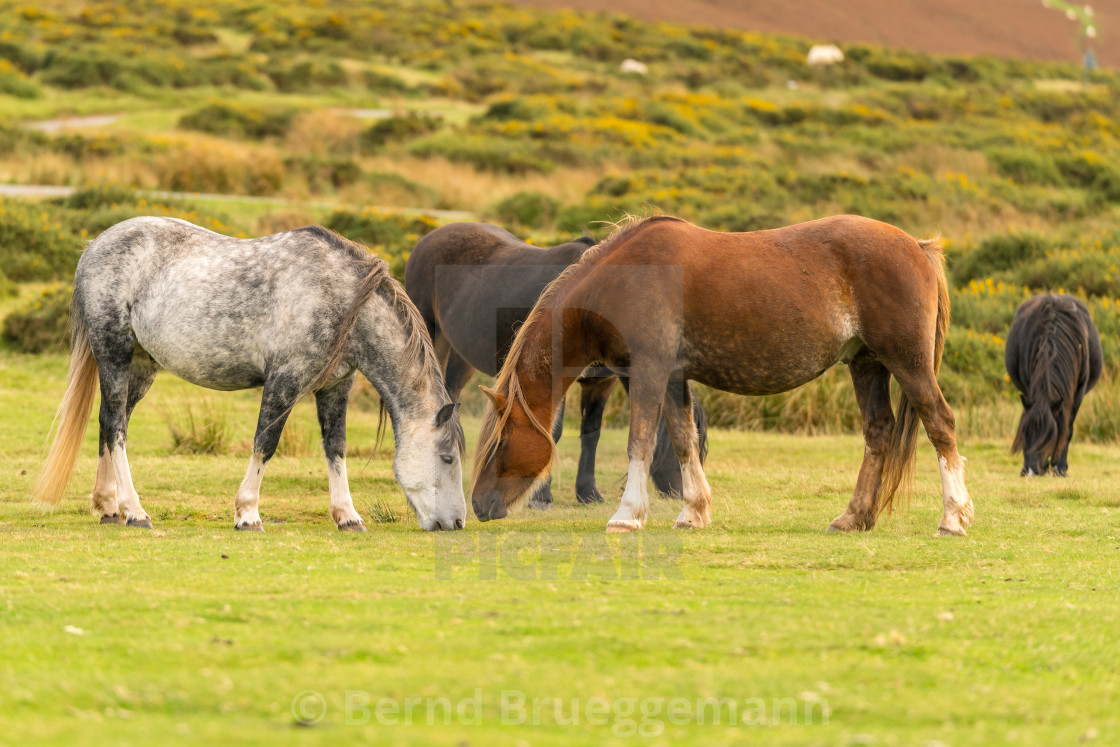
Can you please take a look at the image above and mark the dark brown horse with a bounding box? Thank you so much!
[404,222,707,507]
[1005,293,1102,476]
[471,214,974,536]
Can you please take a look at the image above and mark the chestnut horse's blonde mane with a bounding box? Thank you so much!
[472,213,685,485]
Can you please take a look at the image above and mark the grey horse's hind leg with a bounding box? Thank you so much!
[92,353,160,524]
[94,345,154,529]
[234,371,302,531]
[315,375,365,531]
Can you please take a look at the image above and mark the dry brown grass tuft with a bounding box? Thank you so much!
[285,110,363,158]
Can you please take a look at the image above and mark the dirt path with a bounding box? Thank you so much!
[0,183,474,221]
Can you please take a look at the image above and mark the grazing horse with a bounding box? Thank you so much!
[34,217,466,531]
[471,214,975,536]
[404,221,707,507]
[1005,293,1102,476]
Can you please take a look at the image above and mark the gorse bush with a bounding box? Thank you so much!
[2,285,71,353]
[179,102,297,140]
[0,201,84,281]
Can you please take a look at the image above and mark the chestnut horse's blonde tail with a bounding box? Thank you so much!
[33,304,99,507]
[878,237,949,517]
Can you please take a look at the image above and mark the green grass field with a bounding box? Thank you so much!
[2,351,1118,745]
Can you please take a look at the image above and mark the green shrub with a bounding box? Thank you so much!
[59,183,139,210]
[987,147,1063,186]
[324,209,441,275]
[489,191,559,229]
[360,113,444,152]
[950,232,1054,285]
[179,102,296,140]
[284,156,362,190]
[0,268,16,298]
[2,285,71,353]
[0,61,41,98]
[0,201,84,281]
[267,59,350,92]
[409,133,553,174]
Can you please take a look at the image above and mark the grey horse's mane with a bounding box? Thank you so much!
[472,213,683,484]
[302,226,457,450]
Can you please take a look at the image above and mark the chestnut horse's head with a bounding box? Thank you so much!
[471,382,554,521]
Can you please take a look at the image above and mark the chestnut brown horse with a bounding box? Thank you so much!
[404,221,707,508]
[471,214,974,536]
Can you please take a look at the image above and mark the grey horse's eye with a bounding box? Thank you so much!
[441,455,453,465]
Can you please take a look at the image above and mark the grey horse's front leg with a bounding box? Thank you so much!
[235,371,302,531]
[315,376,365,530]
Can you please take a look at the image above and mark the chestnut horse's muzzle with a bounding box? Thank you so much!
[472,491,508,522]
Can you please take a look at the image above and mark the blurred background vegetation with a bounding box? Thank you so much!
[2,0,1120,444]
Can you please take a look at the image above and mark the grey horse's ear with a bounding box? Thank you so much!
[435,402,460,427]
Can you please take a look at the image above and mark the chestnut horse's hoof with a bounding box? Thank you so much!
[936,526,967,537]
[606,519,642,533]
[235,521,264,532]
[337,520,366,531]
[99,513,123,525]
[126,517,153,529]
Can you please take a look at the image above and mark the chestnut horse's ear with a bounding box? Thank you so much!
[479,385,507,410]
[435,402,460,427]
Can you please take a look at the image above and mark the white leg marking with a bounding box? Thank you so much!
[673,457,712,529]
[607,456,651,532]
[90,449,119,518]
[327,457,364,530]
[937,455,973,536]
[108,439,150,526]
[234,453,267,530]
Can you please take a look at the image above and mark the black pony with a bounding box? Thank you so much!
[1005,293,1102,476]
[404,222,707,507]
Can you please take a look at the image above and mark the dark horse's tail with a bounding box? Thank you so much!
[1010,298,1082,467]
[877,237,949,516]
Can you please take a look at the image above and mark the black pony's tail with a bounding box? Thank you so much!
[1011,299,1068,467]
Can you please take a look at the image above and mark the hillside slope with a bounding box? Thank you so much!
[500,0,1119,67]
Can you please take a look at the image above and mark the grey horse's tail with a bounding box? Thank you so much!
[34,297,99,506]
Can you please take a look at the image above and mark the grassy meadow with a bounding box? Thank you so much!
[2,351,1119,746]
[2,0,1120,744]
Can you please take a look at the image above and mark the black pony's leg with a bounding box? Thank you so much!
[651,386,709,498]
[529,399,565,509]
[443,349,475,403]
[1053,393,1085,477]
[575,374,615,504]
[234,370,302,531]
[650,416,683,499]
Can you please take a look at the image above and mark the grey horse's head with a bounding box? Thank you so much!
[393,402,467,530]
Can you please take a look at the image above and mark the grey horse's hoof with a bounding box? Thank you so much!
[126,517,153,529]
[337,520,367,532]
[235,522,264,532]
[100,513,123,525]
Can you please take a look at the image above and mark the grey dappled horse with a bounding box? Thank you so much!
[34,217,466,531]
